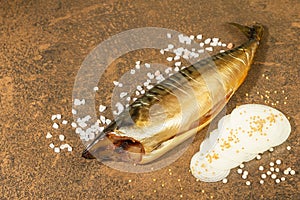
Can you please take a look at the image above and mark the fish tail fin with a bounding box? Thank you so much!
[229,23,264,41]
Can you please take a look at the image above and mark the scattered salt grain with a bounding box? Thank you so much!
[74,99,81,106]
[52,123,59,129]
[174,55,180,60]
[222,178,228,184]
[259,166,264,171]
[46,132,52,139]
[99,105,106,112]
[260,180,264,184]
[118,83,123,87]
[271,174,277,179]
[62,120,68,125]
[280,177,286,181]
[283,170,289,175]
[72,109,77,115]
[56,114,62,120]
[270,162,275,167]
[245,181,251,186]
[167,57,173,62]
[196,34,202,40]
[136,60,141,65]
[267,171,272,175]
[275,168,280,173]
[93,86,99,91]
[239,164,245,168]
[51,115,57,121]
[167,33,171,38]
[145,63,151,68]
[131,69,136,74]
[100,115,106,124]
[59,134,65,141]
[237,169,243,174]
[105,119,112,125]
[270,167,275,172]
[204,38,211,44]
[174,67,180,72]
[113,81,119,86]
[205,47,213,52]
[199,42,204,47]
[275,179,280,184]
[290,170,296,175]
[71,122,78,129]
[286,146,291,151]
[120,92,128,98]
[242,174,247,179]
[276,159,282,165]
[256,155,261,160]
[175,61,181,67]
[269,147,274,152]
[54,147,60,153]
[49,143,55,149]
[261,174,267,179]
[160,49,165,54]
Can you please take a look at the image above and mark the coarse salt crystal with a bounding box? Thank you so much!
[52,123,59,129]
[59,134,65,141]
[276,159,282,165]
[99,105,106,112]
[270,167,275,172]
[245,181,251,186]
[120,92,128,98]
[256,155,261,160]
[283,170,289,175]
[260,180,264,184]
[130,69,135,74]
[271,174,277,179]
[49,143,55,149]
[135,64,140,69]
[74,99,81,105]
[174,67,180,72]
[62,120,68,125]
[72,109,77,115]
[237,169,243,174]
[270,162,275,166]
[113,81,119,86]
[269,147,274,152]
[267,171,272,175]
[46,132,52,139]
[222,178,228,184]
[290,170,296,175]
[105,118,112,125]
[167,33,171,38]
[275,168,280,173]
[261,174,267,179]
[100,115,106,124]
[168,44,174,49]
[286,146,291,150]
[71,122,77,128]
[242,174,247,179]
[93,86,99,91]
[160,49,165,54]
[56,114,61,120]
[136,60,141,65]
[166,57,173,62]
[174,55,180,60]
[196,34,202,40]
[239,164,245,168]
[259,166,264,171]
[280,177,286,181]
[145,63,151,68]
[54,147,60,153]
[205,47,213,52]
[175,61,181,67]
[275,179,280,184]
[204,38,211,44]
[51,115,57,121]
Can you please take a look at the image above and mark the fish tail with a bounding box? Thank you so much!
[229,23,264,41]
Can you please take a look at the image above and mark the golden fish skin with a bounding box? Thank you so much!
[82,23,264,164]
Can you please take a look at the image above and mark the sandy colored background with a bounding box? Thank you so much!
[0,0,299,199]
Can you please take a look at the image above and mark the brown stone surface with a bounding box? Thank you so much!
[0,0,299,199]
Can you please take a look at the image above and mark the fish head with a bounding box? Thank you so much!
[82,131,145,164]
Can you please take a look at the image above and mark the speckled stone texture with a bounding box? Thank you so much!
[0,0,299,199]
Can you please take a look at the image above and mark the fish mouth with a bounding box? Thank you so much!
[82,132,145,164]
